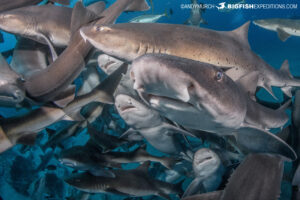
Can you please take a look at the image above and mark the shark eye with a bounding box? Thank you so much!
[216,71,223,81]
[95,26,101,31]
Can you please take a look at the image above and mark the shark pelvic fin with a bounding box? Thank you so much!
[277,28,291,42]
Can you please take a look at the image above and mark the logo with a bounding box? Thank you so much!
[217,2,226,9]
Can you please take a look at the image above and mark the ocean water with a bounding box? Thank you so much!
[0,0,299,199]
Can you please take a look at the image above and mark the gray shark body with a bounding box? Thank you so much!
[182,154,284,200]
[65,163,181,199]
[254,18,300,42]
[23,0,149,102]
[130,54,296,160]
[80,22,300,98]
[0,0,69,13]
[115,93,193,158]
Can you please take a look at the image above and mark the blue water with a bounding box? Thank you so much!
[0,0,299,199]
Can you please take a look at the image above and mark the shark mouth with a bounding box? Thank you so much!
[119,105,136,112]
[196,156,213,166]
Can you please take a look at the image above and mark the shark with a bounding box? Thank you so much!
[182,148,224,198]
[130,53,296,160]
[0,1,106,61]
[0,0,70,13]
[79,21,300,98]
[182,154,284,200]
[64,162,182,200]
[23,0,150,102]
[115,93,194,159]
[0,53,25,106]
[0,64,127,153]
[253,18,300,42]
[184,0,207,26]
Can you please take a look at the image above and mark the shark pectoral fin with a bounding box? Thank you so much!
[53,85,76,108]
[125,0,150,11]
[119,128,143,141]
[71,2,103,36]
[38,33,58,61]
[161,122,196,138]
[280,60,293,78]
[236,71,259,98]
[277,28,290,42]
[235,126,297,161]
[281,86,293,97]
[261,82,278,100]
[65,109,86,121]
[182,178,204,198]
[89,167,116,178]
[94,63,128,104]
[49,0,70,5]
[182,191,223,200]
[16,132,37,146]
[86,1,106,17]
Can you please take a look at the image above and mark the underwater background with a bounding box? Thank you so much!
[0,0,299,199]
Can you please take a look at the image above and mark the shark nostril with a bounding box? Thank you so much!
[188,82,194,91]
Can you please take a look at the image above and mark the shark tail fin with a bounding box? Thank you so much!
[125,0,150,12]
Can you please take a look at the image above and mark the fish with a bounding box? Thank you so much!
[59,144,120,177]
[79,22,300,98]
[182,154,284,200]
[0,64,126,153]
[65,162,182,199]
[129,10,169,23]
[87,124,133,153]
[222,154,284,200]
[0,0,70,13]
[253,18,300,42]
[10,38,49,78]
[0,53,25,106]
[115,93,194,158]
[24,0,150,102]
[182,148,223,198]
[184,0,207,26]
[0,2,105,61]
[130,54,296,160]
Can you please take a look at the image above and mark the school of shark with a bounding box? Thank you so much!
[0,0,299,199]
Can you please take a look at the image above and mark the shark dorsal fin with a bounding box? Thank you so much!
[231,21,250,48]
[125,0,150,12]
[86,1,106,17]
[71,2,102,36]
[280,59,293,78]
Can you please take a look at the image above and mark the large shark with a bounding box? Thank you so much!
[130,54,296,160]
[0,0,70,13]
[65,162,182,200]
[115,93,194,159]
[182,154,284,200]
[23,0,150,102]
[0,2,105,60]
[253,18,300,42]
[80,22,300,98]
